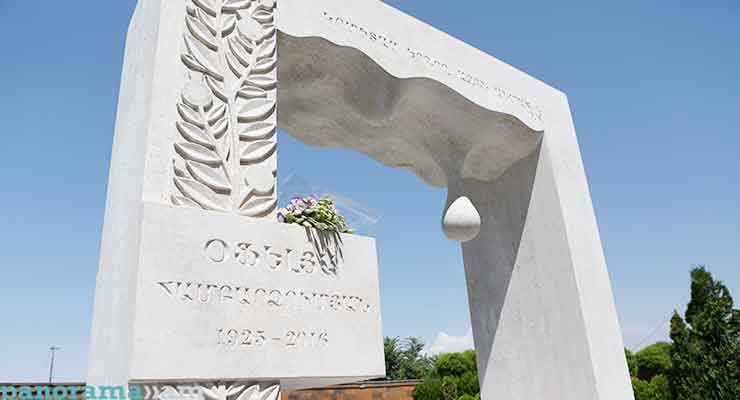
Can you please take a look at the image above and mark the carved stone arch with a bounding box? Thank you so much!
[88,0,634,399]
[275,2,634,399]
[277,33,544,189]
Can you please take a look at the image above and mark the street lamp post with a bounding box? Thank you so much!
[48,346,61,383]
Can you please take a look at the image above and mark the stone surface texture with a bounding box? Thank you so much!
[89,0,634,399]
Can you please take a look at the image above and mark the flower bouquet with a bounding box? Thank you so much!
[277,196,352,233]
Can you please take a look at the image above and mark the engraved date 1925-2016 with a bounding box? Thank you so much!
[216,328,329,348]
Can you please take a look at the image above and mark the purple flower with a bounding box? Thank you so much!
[305,196,319,208]
[277,209,285,223]
[290,197,307,212]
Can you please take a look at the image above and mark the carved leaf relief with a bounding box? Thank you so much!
[177,121,216,148]
[159,382,280,400]
[173,0,277,218]
[241,140,275,162]
[240,121,275,140]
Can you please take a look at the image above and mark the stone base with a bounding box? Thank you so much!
[88,203,384,388]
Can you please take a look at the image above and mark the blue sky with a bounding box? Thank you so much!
[0,0,738,382]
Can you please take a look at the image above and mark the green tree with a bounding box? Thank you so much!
[632,377,654,400]
[435,351,476,377]
[456,372,479,396]
[635,342,672,380]
[412,378,442,400]
[384,336,434,380]
[399,337,434,379]
[650,375,671,400]
[669,266,740,400]
[625,348,638,377]
[413,350,479,400]
[440,376,459,400]
[385,337,402,380]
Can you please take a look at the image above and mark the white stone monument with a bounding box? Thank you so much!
[88,0,635,399]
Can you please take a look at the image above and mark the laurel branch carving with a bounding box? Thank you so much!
[173,0,277,217]
[150,383,280,400]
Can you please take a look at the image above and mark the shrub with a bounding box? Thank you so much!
[625,348,638,377]
[413,350,479,400]
[441,376,458,400]
[412,378,442,400]
[635,342,672,381]
[457,372,479,396]
[632,377,653,400]
[436,352,476,378]
[650,375,671,400]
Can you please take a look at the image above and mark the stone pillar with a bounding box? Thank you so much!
[444,95,634,400]
[88,0,280,389]
[88,0,384,393]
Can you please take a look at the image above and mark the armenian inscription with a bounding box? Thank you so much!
[203,238,341,276]
[130,203,383,380]
[321,11,544,125]
[157,280,373,313]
